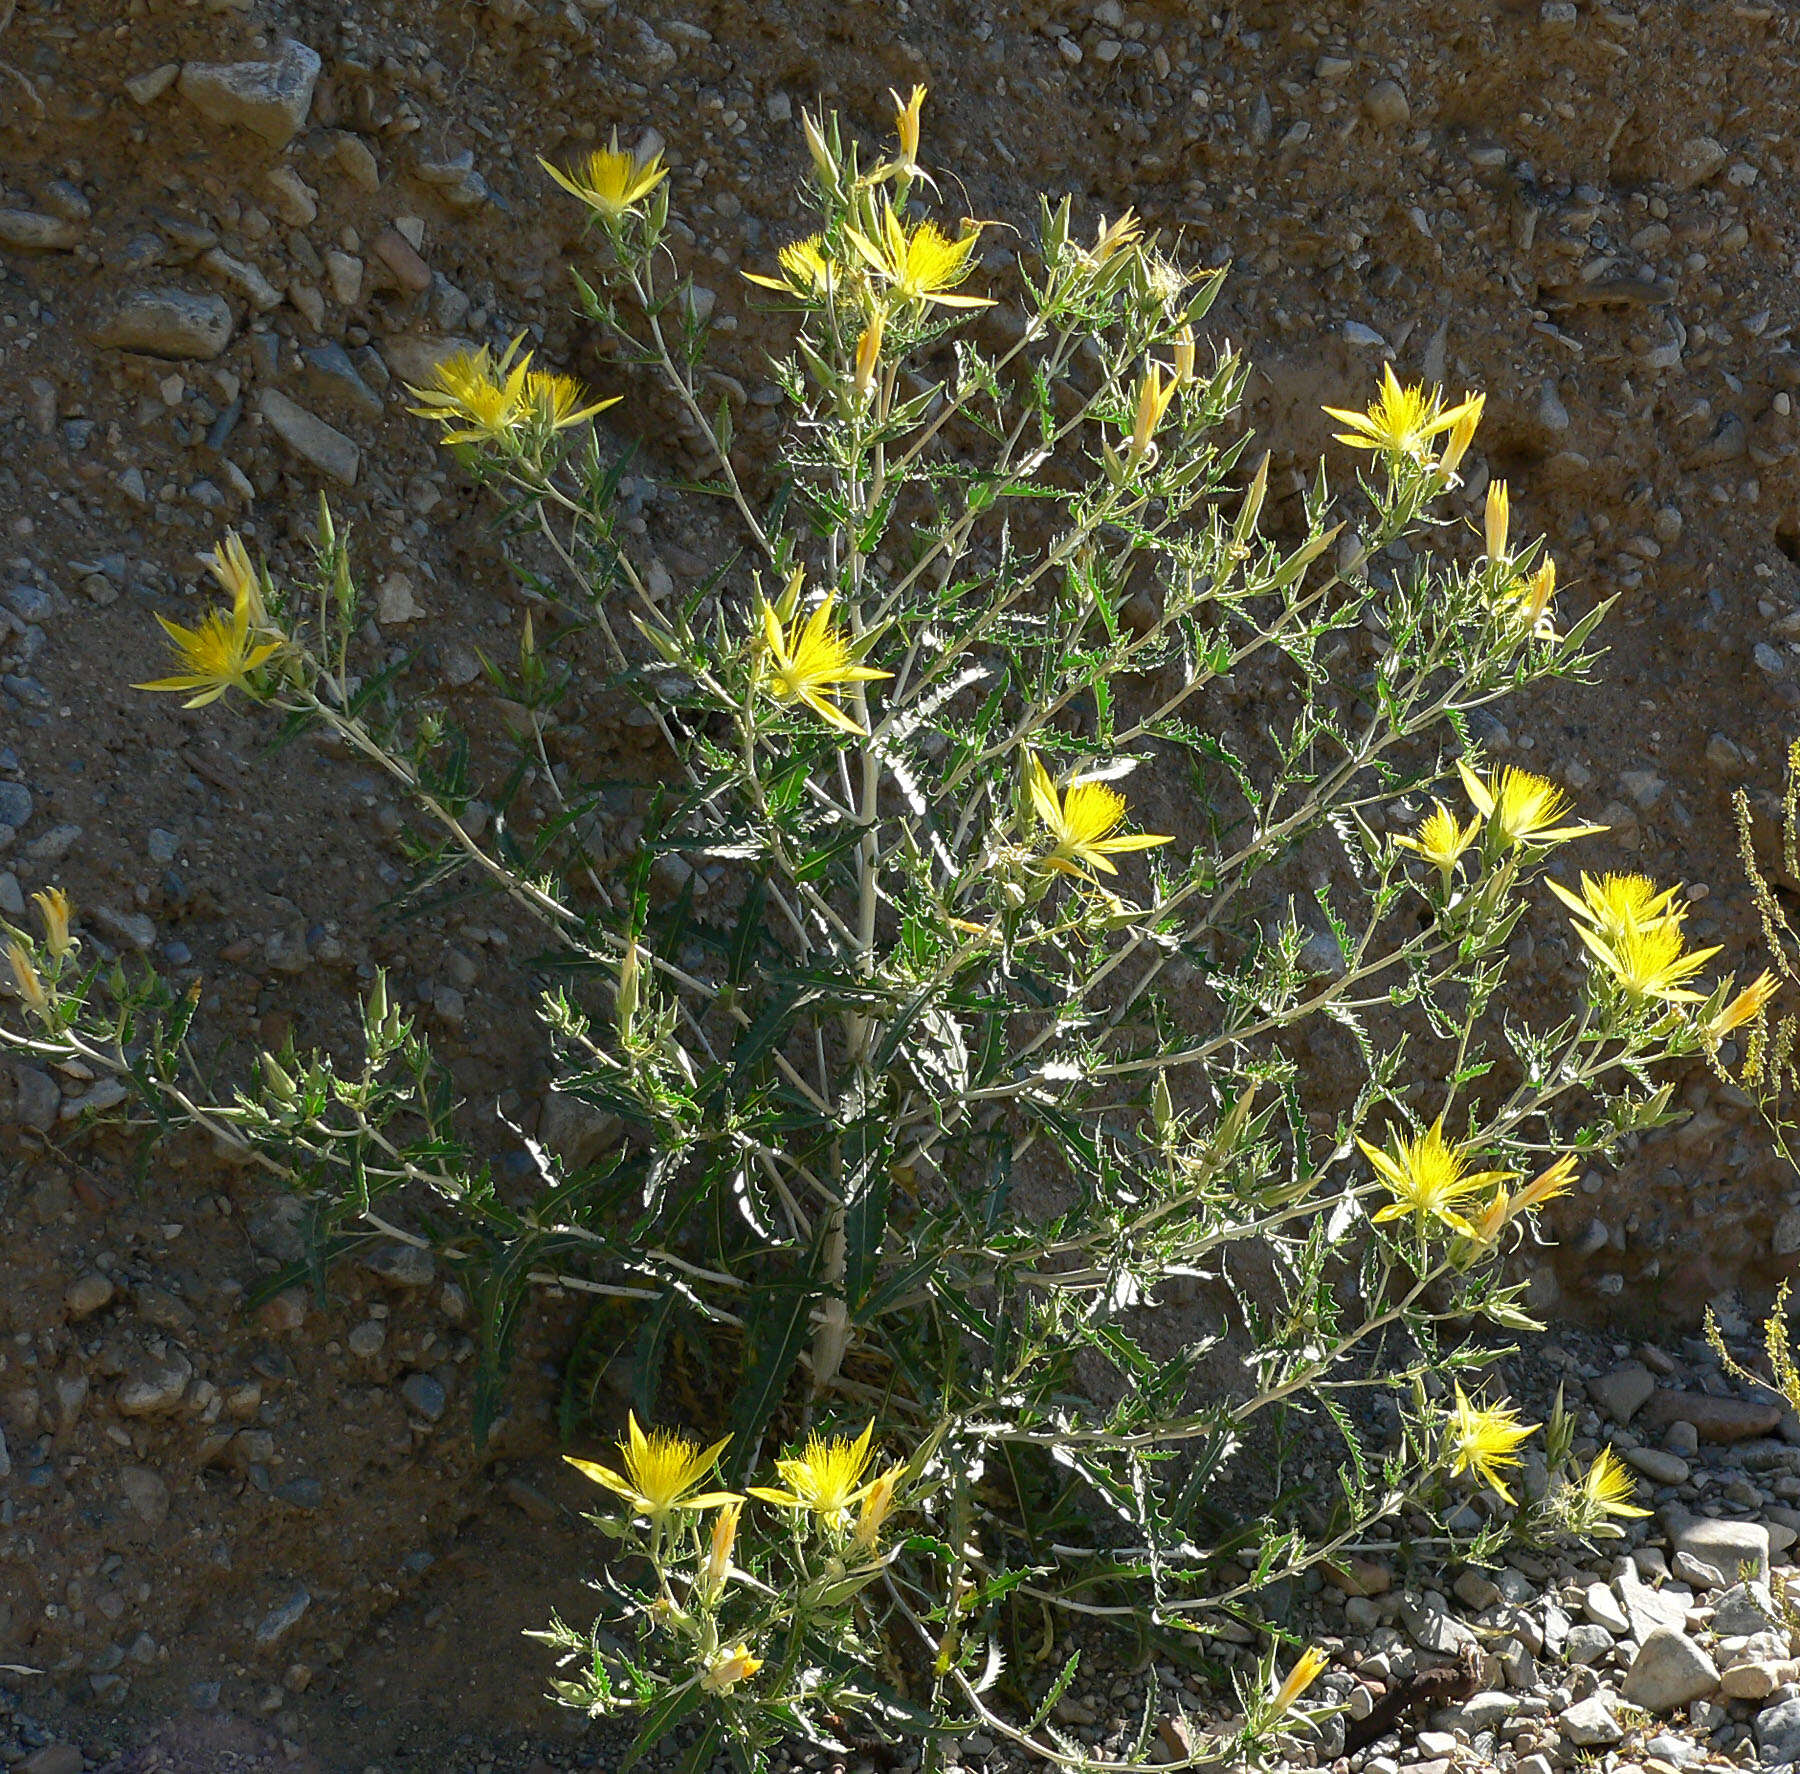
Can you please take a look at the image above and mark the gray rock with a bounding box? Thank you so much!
[1583,1581,1630,1635]
[1614,1562,1689,1640]
[116,1350,193,1417]
[177,39,321,146]
[254,1586,311,1648]
[257,389,360,485]
[400,1371,446,1421]
[1674,1516,1769,1587]
[1758,1694,1800,1764]
[0,780,31,828]
[20,1748,84,1774]
[1588,1362,1655,1424]
[1402,1595,1477,1654]
[1620,1627,1718,1711]
[64,1272,116,1318]
[1362,78,1409,127]
[361,1241,436,1289]
[299,341,383,418]
[1565,1622,1614,1666]
[25,822,81,862]
[1559,1691,1622,1747]
[1624,1444,1690,1485]
[0,210,82,251]
[10,1062,60,1132]
[96,289,235,360]
[120,1464,171,1527]
[92,904,157,953]
[1712,1580,1781,1636]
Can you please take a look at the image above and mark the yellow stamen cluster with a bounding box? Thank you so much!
[539,132,667,221]
[748,1422,879,1527]
[1457,760,1605,854]
[1551,870,1721,1008]
[1026,751,1172,881]
[846,203,993,311]
[405,336,617,449]
[1359,1116,1512,1238]
[565,1411,738,1520]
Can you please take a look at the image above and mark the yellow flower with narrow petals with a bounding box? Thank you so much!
[539,132,666,221]
[1026,751,1172,880]
[852,308,886,405]
[208,530,269,625]
[701,1498,742,1599]
[1547,873,1683,945]
[749,1422,879,1526]
[700,1644,764,1694]
[1470,1152,1578,1242]
[564,1412,738,1520]
[526,369,618,433]
[1323,365,1484,468]
[1270,1646,1330,1719]
[1581,1447,1650,1520]
[32,887,73,959]
[852,1463,903,1554]
[6,941,47,1018]
[1360,1116,1513,1237]
[744,233,842,302]
[1446,1384,1537,1504]
[881,83,934,186]
[405,337,533,445]
[758,586,892,737]
[1395,801,1480,881]
[1127,362,1177,463]
[1575,914,1720,1007]
[1709,969,1780,1040]
[137,575,282,709]
[845,204,994,310]
[1458,760,1605,853]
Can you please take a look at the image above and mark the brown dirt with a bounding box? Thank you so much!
[2,0,1799,1764]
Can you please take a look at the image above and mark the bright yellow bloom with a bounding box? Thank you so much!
[845,205,994,310]
[1547,872,1684,945]
[1360,1117,1513,1238]
[702,1499,742,1599]
[1709,969,1780,1039]
[1026,750,1173,880]
[758,588,891,737]
[6,941,47,1018]
[1394,801,1480,878]
[1270,1646,1330,1719]
[1485,481,1511,563]
[1458,760,1605,852]
[1446,1384,1537,1504]
[1511,556,1558,635]
[137,574,282,708]
[744,233,840,301]
[565,1413,737,1520]
[405,337,532,445]
[852,1463,903,1554]
[1575,914,1720,1006]
[748,1422,878,1526]
[1323,365,1484,468]
[32,887,73,959]
[700,1644,764,1694]
[1581,1447,1650,1520]
[526,369,618,433]
[539,133,666,221]
[1437,392,1485,477]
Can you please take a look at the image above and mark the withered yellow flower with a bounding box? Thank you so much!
[1446,1384,1537,1504]
[1359,1116,1512,1238]
[884,83,932,185]
[700,1644,764,1694]
[1709,969,1780,1039]
[1170,324,1196,387]
[846,204,994,310]
[565,1412,737,1521]
[137,574,282,709]
[852,307,886,405]
[758,585,892,737]
[32,887,73,959]
[1270,1646,1330,1719]
[1089,208,1143,266]
[539,132,666,221]
[526,369,619,433]
[1437,391,1485,477]
[1026,751,1173,880]
[1395,801,1480,880]
[1458,760,1605,852]
[1470,1152,1579,1242]
[702,1498,742,1599]
[208,530,269,625]
[852,1463,903,1554]
[6,941,47,1018]
[1127,362,1177,463]
[749,1422,878,1526]
[1324,365,1484,468]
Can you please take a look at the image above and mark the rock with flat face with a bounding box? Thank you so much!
[1620,1628,1719,1712]
[258,389,360,486]
[178,39,320,146]
[95,289,235,359]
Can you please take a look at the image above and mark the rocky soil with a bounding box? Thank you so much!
[6,0,1800,1766]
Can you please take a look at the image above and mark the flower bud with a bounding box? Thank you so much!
[32,887,73,960]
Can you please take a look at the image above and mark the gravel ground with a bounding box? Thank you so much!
[6,0,1800,1766]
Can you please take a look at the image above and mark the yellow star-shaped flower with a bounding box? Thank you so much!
[749,1422,879,1527]
[539,132,667,221]
[1025,751,1172,880]
[845,203,994,310]
[1323,364,1484,468]
[1445,1383,1537,1504]
[758,589,891,737]
[564,1412,737,1521]
[1359,1116,1513,1238]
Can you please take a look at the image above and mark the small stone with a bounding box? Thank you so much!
[65,1272,115,1318]
[1560,1691,1623,1747]
[331,132,382,192]
[0,779,31,828]
[1624,1445,1690,1485]
[299,341,383,418]
[274,1476,324,1511]
[1402,1596,1476,1654]
[257,389,359,485]
[324,250,363,305]
[347,1320,386,1358]
[1361,77,1410,126]
[93,904,157,952]
[1588,1362,1655,1424]
[1565,1623,1615,1666]
[1615,1562,1689,1640]
[256,1288,308,1335]
[1539,0,1579,29]
[263,166,318,226]
[1621,1628,1719,1711]
[362,1241,436,1288]
[126,63,181,104]
[200,247,283,311]
[1775,1206,1800,1256]
[400,1371,447,1421]
[1673,1516,1770,1586]
[1672,136,1729,192]
[178,39,321,146]
[1713,1581,1781,1636]
[381,333,475,385]
[116,1350,194,1417]
[1664,1419,1699,1456]
[9,1062,59,1131]
[120,1464,171,1527]
[95,288,235,360]
[373,227,431,293]
[20,1749,85,1774]
[1722,1658,1797,1700]
[255,1586,311,1649]
[0,210,84,251]
[1583,1582,1630,1635]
